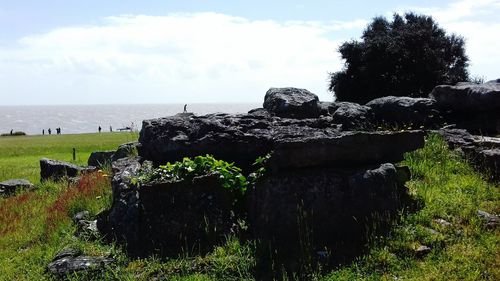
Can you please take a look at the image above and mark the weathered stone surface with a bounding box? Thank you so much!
[88,151,115,168]
[0,179,34,196]
[72,210,90,223]
[367,96,440,127]
[103,157,142,253]
[250,163,411,270]
[47,248,114,277]
[477,210,499,228]
[331,102,373,130]
[436,129,500,180]
[40,158,95,181]
[263,87,320,118]
[248,108,271,118]
[270,130,425,171]
[112,142,140,162]
[139,113,424,171]
[430,81,500,112]
[138,175,237,256]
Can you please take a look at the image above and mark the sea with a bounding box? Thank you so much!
[0,103,259,135]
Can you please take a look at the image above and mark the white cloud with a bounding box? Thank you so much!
[0,12,365,105]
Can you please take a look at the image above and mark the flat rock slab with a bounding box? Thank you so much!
[367,96,440,126]
[0,179,34,196]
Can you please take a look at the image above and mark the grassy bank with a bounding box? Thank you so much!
[0,132,138,182]
[0,133,498,280]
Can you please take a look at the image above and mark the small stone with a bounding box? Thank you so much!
[72,211,90,223]
[415,245,431,257]
[477,210,499,228]
[433,218,452,227]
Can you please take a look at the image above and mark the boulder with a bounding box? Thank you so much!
[263,87,320,118]
[477,210,499,228]
[366,96,440,127]
[0,179,34,196]
[330,102,372,130]
[47,248,114,277]
[430,81,500,112]
[250,163,411,272]
[40,158,96,181]
[112,142,140,161]
[88,151,115,168]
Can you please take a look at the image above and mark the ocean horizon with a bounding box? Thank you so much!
[0,103,259,135]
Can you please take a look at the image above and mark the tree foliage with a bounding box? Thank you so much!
[329,13,469,103]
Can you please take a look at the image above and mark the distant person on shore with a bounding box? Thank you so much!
[183,104,187,113]
[110,126,113,132]
[56,127,61,135]
[10,129,13,135]
[48,128,52,135]
[98,126,102,133]
[42,129,45,135]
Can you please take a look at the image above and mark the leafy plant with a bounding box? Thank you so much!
[135,155,248,193]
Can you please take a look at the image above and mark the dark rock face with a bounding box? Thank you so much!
[104,157,142,252]
[250,163,411,273]
[0,179,34,196]
[138,175,237,256]
[40,158,95,181]
[263,87,320,118]
[88,151,115,168]
[430,81,500,112]
[47,248,114,277]
[367,96,441,127]
[331,102,372,130]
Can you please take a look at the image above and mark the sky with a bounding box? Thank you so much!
[0,0,499,105]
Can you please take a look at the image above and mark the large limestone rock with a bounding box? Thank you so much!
[139,175,237,256]
[250,163,412,272]
[367,96,440,127]
[40,158,95,181]
[0,179,34,196]
[263,87,320,118]
[270,130,424,171]
[139,113,424,171]
[430,80,500,112]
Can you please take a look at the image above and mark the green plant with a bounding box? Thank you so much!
[135,155,248,193]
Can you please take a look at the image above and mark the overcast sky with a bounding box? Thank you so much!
[1,0,499,105]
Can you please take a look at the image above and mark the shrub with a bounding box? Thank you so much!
[329,13,469,104]
[1,131,26,136]
[135,155,248,193]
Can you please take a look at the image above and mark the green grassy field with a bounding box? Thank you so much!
[0,133,498,280]
[0,132,138,182]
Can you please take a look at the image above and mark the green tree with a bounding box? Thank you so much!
[329,13,469,104]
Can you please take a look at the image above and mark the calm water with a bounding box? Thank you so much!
[0,103,259,135]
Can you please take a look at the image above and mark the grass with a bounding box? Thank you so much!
[0,132,138,182]
[0,133,498,280]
